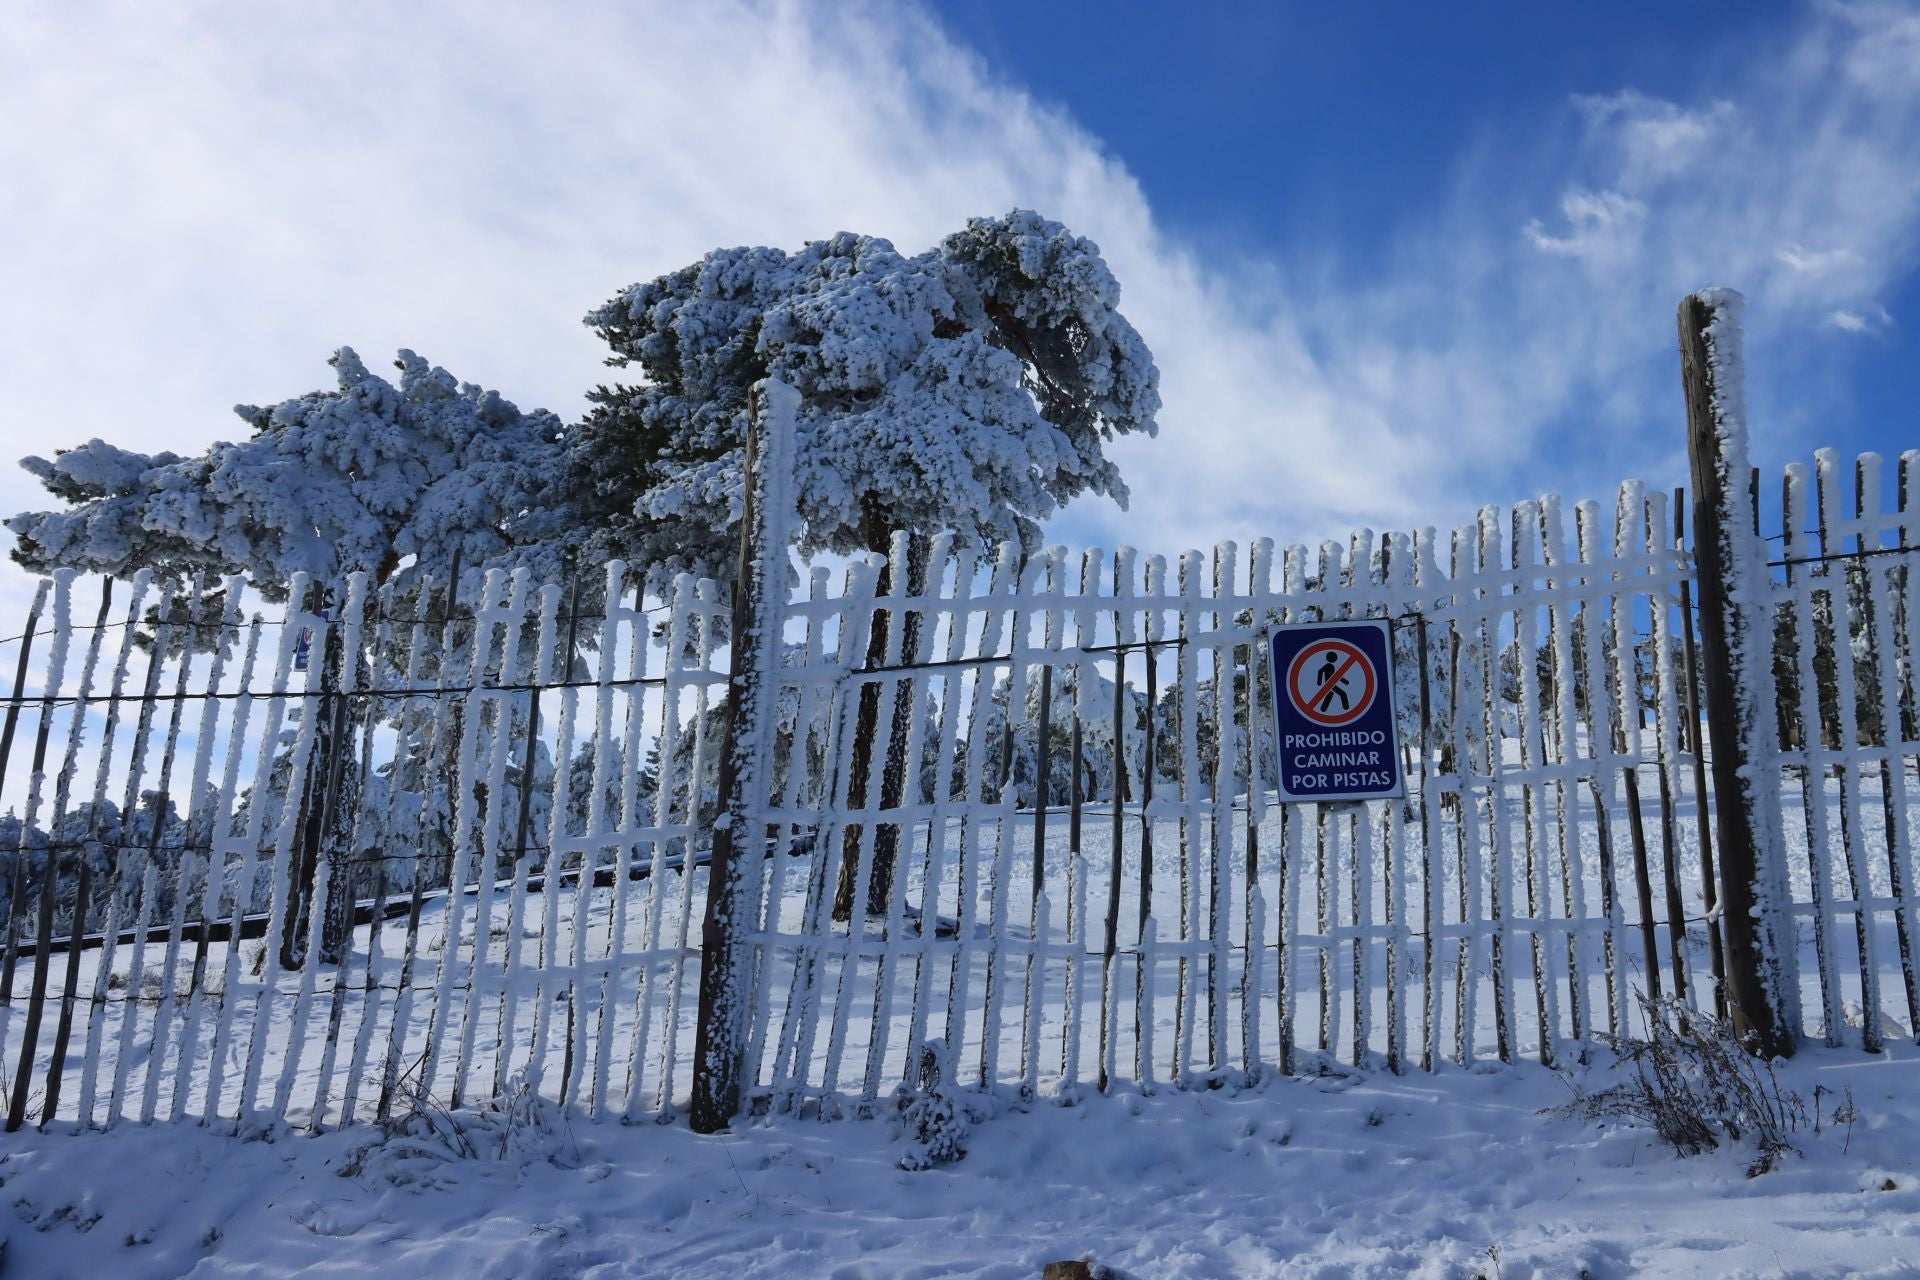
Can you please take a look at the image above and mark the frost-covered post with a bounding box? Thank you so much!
[1679,290,1797,1058]
[692,378,798,1132]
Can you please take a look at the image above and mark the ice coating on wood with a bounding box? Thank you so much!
[691,379,803,1129]
[1698,290,1801,1038]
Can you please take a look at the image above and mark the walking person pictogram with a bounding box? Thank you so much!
[1283,638,1377,728]
[1315,651,1349,712]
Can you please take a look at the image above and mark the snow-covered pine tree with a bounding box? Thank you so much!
[576,210,1160,584]
[8,349,569,964]
[9,347,569,600]
[960,659,1150,812]
[580,211,1160,918]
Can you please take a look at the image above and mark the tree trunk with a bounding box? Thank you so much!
[1679,291,1797,1058]
[833,502,925,922]
[279,591,359,970]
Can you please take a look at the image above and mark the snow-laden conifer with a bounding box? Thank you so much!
[8,348,567,600]
[578,209,1160,586]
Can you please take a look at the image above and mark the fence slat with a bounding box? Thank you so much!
[1783,465,1845,1043]
[1573,504,1626,1038]
[1869,455,1920,1036]
[1412,534,1443,1071]
[894,543,959,1095]
[7,573,75,1132]
[1611,482,1667,1011]
[36,578,117,1128]
[586,566,643,1115]
[1476,508,1519,1063]
[1349,530,1376,1069]
[1137,552,1166,1088]
[1209,541,1237,1076]
[1816,451,1883,1048]
[1099,546,1137,1090]
[1508,505,1558,1064]
[1645,490,1695,1011]
[1244,538,1275,1078]
[1540,501,1591,1046]
[76,572,154,1130]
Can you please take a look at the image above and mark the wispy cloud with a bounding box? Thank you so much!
[0,0,1915,615]
[1777,244,1863,276]
[1524,189,1649,259]
[1247,0,1920,528]
[1826,303,1896,333]
[1570,92,1737,184]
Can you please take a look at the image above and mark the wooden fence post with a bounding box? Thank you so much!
[692,378,799,1132]
[1678,289,1798,1058]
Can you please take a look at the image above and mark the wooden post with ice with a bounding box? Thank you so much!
[1678,289,1798,1059]
[692,378,799,1132]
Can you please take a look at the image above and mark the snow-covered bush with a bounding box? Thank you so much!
[1552,995,1805,1175]
[894,1039,969,1171]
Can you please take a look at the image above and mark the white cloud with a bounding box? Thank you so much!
[1525,189,1649,258]
[0,0,1917,623]
[1571,91,1737,184]
[1777,244,1863,275]
[1825,303,1895,333]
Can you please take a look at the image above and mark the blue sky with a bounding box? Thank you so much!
[1,0,1916,612]
[936,2,1797,252]
[935,0,1920,527]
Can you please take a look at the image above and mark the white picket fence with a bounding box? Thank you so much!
[0,561,736,1129]
[733,486,1712,1116]
[4,410,1918,1134]
[1773,448,1920,1053]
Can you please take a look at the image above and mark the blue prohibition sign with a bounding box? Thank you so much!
[1269,619,1404,803]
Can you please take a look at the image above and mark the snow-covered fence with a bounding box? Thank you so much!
[0,557,734,1131]
[6,302,1920,1134]
[726,458,1920,1117]
[732,492,1719,1114]
[1680,289,1917,1058]
[1766,447,1920,1053]
[0,494,1731,1131]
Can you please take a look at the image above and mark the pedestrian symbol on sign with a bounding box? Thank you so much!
[1285,637,1377,728]
[1315,652,1347,710]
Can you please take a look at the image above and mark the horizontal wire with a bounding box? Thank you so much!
[1768,543,1920,570]
[3,671,706,712]
[0,599,684,651]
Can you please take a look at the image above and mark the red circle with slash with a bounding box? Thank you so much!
[1285,639,1377,727]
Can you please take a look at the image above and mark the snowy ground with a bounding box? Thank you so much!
[3,1040,1918,1278]
[5,754,1920,1277]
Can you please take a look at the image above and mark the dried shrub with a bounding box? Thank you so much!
[1552,995,1804,1176]
[340,1059,578,1188]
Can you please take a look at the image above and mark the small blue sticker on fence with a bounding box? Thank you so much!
[1269,619,1403,803]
